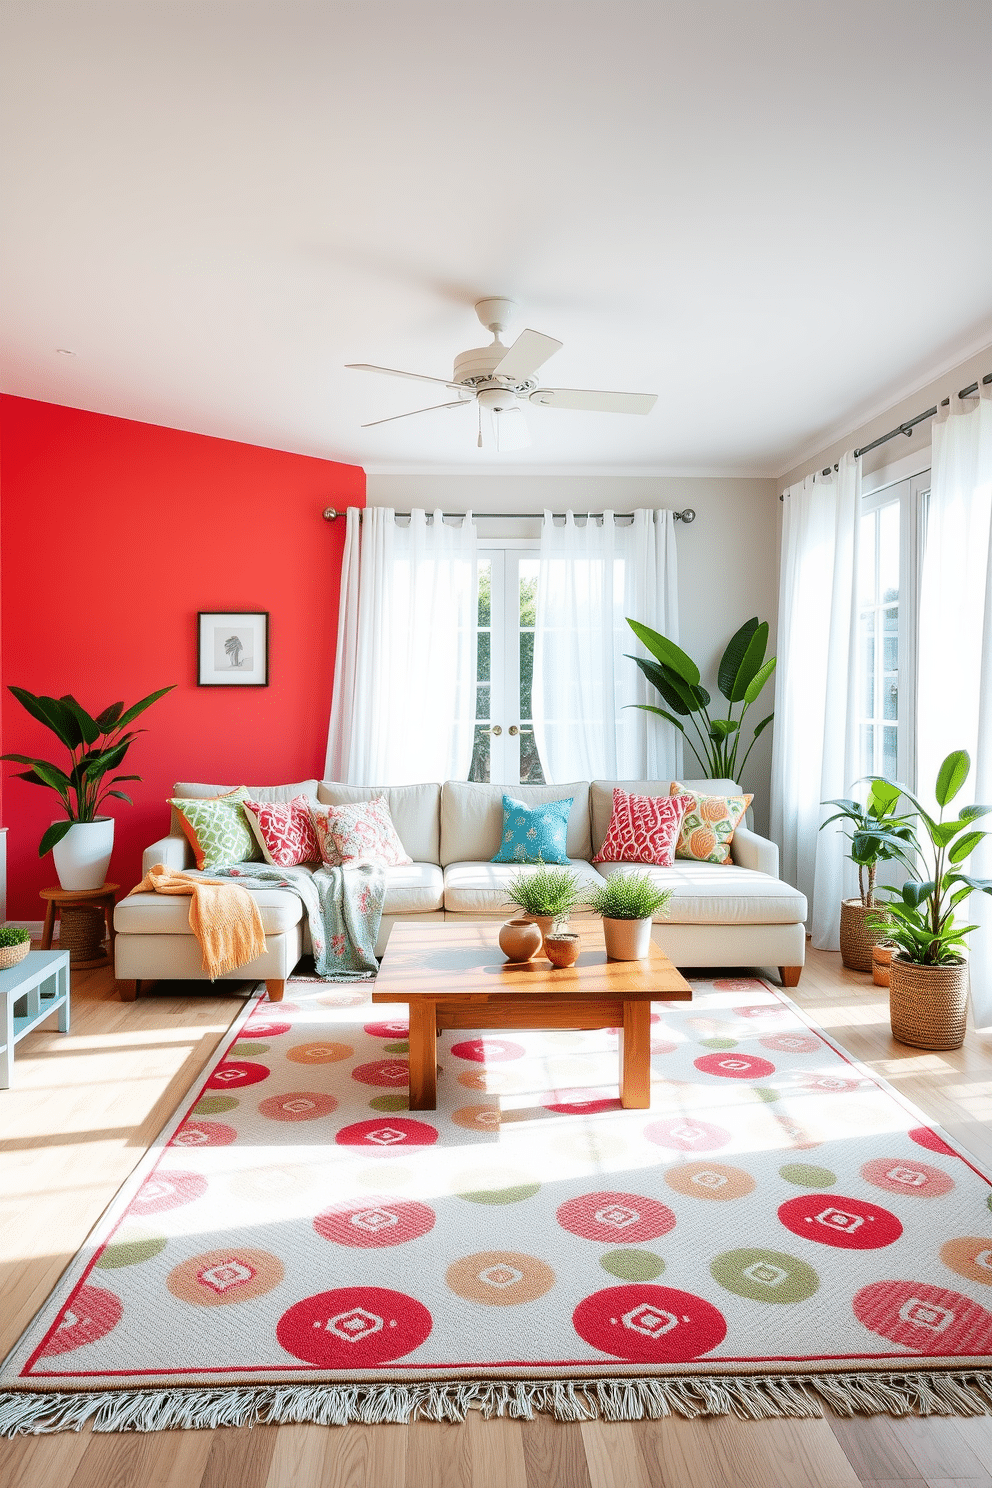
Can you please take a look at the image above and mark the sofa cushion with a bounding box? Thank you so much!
[492,793,573,864]
[594,859,807,924]
[317,782,440,864]
[441,780,591,866]
[115,887,304,936]
[170,789,262,871]
[443,858,605,914]
[590,778,741,856]
[593,787,690,866]
[171,780,319,838]
[382,863,444,914]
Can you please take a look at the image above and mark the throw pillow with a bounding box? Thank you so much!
[669,783,753,865]
[593,787,691,866]
[309,796,412,868]
[491,794,573,864]
[170,787,262,871]
[243,795,320,868]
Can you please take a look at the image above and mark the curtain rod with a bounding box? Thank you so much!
[322,507,696,523]
[780,369,992,498]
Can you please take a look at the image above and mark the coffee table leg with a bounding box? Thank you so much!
[408,1001,438,1110]
[619,1000,651,1108]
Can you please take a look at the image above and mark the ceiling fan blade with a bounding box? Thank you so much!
[362,400,469,428]
[495,405,531,452]
[492,329,563,383]
[347,362,468,393]
[529,388,657,415]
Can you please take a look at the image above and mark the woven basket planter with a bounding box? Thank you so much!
[839,898,890,972]
[0,939,30,970]
[888,955,969,1050]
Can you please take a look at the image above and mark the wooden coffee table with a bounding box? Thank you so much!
[372,920,692,1111]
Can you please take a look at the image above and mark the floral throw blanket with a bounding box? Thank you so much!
[211,862,385,979]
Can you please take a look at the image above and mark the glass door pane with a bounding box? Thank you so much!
[517,558,545,783]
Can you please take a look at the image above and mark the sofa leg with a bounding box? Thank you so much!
[779,966,802,988]
[265,979,286,1003]
[118,979,140,1002]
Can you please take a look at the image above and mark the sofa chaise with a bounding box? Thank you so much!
[113,777,808,1001]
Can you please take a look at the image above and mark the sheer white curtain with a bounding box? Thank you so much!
[325,507,478,785]
[531,509,681,783]
[770,453,861,946]
[916,384,992,1026]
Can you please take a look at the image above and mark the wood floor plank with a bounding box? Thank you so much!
[66,1429,160,1488]
[198,1423,279,1488]
[635,1415,860,1488]
[263,1422,332,1488]
[521,1414,592,1488]
[580,1419,651,1488]
[405,1419,472,1488]
[465,1412,528,1488]
[321,1423,407,1488]
[0,1425,92,1488]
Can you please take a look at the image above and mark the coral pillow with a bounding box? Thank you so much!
[242,795,320,868]
[310,796,412,868]
[170,787,261,872]
[669,783,753,865]
[593,788,691,866]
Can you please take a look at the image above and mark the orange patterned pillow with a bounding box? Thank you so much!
[669,783,752,865]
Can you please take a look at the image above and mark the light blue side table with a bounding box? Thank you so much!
[0,949,71,1088]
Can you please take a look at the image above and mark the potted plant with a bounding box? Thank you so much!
[819,779,915,971]
[868,749,992,1050]
[505,864,582,958]
[0,926,31,970]
[1,685,174,890]
[589,870,673,961]
[625,616,776,785]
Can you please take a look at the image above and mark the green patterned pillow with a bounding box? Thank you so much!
[170,788,262,871]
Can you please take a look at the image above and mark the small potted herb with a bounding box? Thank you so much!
[0,926,31,970]
[504,865,582,959]
[589,871,672,961]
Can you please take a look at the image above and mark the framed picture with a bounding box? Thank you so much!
[197,611,269,686]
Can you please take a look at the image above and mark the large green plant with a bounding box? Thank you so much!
[625,616,775,781]
[1,686,174,857]
[867,749,992,966]
[819,779,915,909]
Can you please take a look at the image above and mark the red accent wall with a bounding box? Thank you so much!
[0,397,365,917]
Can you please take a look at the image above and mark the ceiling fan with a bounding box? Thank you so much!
[346,297,658,451]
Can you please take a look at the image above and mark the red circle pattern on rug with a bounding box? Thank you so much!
[314,1197,436,1247]
[277,1287,432,1366]
[335,1117,438,1148]
[557,1192,677,1243]
[778,1193,902,1249]
[573,1284,727,1362]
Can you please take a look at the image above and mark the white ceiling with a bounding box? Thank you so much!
[3,1,992,476]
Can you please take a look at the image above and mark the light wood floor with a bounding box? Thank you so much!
[2,946,992,1488]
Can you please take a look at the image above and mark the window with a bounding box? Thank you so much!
[469,546,546,785]
[856,470,929,786]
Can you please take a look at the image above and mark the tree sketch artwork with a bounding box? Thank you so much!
[224,634,245,668]
[199,612,268,685]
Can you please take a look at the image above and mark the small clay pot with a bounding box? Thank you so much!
[498,917,543,963]
[872,942,895,987]
[544,933,580,968]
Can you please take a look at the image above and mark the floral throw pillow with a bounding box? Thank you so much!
[491,794,573,864]
[170,787,262,872]
[669,783,753,865]
[309,796,412,868]
[593,788,691,866]
[242,795,320,868]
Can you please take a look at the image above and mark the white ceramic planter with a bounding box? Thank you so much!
[51,817,115,890]
[603,916,653,961]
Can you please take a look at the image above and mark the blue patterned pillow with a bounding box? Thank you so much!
[492,794,574,864]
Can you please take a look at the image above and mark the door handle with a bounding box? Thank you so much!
[491,725,502,736]
[508,725,519,736]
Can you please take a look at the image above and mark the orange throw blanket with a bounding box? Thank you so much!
[129,865,266,979]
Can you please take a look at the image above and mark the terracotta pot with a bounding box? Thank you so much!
[872,943,895,987]
[498,918,543,963]
[603,916,653,961]
[888,955,969,1050]
[544,933,580,968]
[522,913,559,959]
[839,897,890,972]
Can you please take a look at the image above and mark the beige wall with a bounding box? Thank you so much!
[367,474,779,833]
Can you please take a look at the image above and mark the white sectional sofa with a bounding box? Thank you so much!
[113,776,808,1000]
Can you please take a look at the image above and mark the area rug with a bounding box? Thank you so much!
[5,974,992,1434]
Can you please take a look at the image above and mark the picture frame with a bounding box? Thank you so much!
[197,611,269,686]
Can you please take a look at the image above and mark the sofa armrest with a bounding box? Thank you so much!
[730,825,779,878]
[142,834,193,874]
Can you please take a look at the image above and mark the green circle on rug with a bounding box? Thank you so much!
[600,1249,665,1281]
[95,1229,167,1269]
[711,1247,819,1303]
[454,1169,541,1204]
[193,1095,240,1116]
[230,1041,269,1056]
[754,1087,780,1103]
[779,1162,837,1187]
[699,1037,737,1050]
[383,1040,410,1053]
[369,1094,409,1112]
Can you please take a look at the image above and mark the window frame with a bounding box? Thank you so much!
[473,537,542,785]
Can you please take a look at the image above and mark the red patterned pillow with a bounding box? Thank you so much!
[593,788,692,866]
[242,796,320,868]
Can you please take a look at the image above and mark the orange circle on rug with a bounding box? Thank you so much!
[446,1251,555,1306]
[860,1157,955,1198]
[170,1119,238,1149]
[257,1091,338,1121]
[760,1032,820,1054]
[451,1104,502,1131]
[664,1161,757,1201]
[286,1041,353,1064]
[167,1247,284,1306]
[351,1059,410,1087]
[940,1237,992,1285]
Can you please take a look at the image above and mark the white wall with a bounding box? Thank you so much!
[367,474,780,834]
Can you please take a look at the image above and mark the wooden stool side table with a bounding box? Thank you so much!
[40,884,119,970]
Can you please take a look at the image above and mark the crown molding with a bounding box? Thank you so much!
[363,463,778,480]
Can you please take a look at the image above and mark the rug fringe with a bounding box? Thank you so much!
[5,1370,992,1434]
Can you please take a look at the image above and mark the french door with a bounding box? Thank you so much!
[469,545,546,785]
